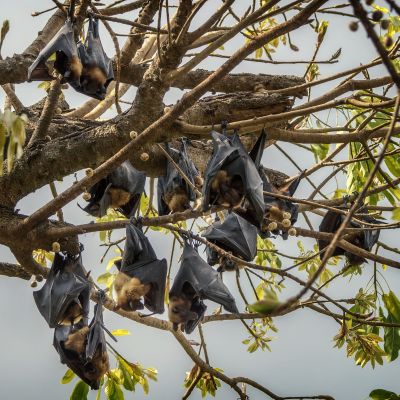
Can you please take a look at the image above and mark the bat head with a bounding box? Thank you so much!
[168,295,198,330]
[217,257,237,272]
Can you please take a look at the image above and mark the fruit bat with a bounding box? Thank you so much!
[73,16,114,100]
[202,213,257,272]
[114,223,167,314]
[33,252,90,328]
[259,168,302,239]
[53,297,114,390]
[157,140,202,215]
[318,210,381,265]
[82,161,146,218]
[28,1,82,85]
[202,130,265,228]
[169,242,238,333]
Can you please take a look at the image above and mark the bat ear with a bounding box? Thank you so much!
[249,129,266,168]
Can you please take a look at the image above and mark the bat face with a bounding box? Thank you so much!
[108,187,131,209]
[83,348,109,383]
[209,170,245,208]
[218,256,237,272]
[114,273,151,311]
[80,66,108,98]
[64,326,90,355]
[168,294,199,331]
[163,187,190,213]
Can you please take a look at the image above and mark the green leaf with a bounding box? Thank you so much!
[61,368,75,384]
[111,329,131,337]
[369,388,400,400]
[383,291,400,321]
[70,380,89,400]
[392,207,400,221]
[105,377,124,400]
[383,312,400,362]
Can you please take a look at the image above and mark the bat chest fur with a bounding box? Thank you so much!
[210,170,244,208]
[60,301,83,325]
[84,348,109,381]
[64,326,90,355]
[69,56,83,81]
[82,66,107,92]
[168,295,197,327]
[116,275,151,310]
[164,188,190,213]
[108,187,131,208]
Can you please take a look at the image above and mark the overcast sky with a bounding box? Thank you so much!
[1,1,400,399]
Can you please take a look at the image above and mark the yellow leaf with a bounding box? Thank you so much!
[111,329,131,336]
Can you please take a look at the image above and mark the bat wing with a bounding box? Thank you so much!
[318,211,345,258]
[248,129,266,168]
[157,175,170,216]
[122,224,157,267]
[173,243,238,313]
[86,303,107,361]
[53,324,102,390]
[81,178,110,217]
[121,259,168,313]
[203,213,257,261]
[28,21,79,82]
[33,253,90,328]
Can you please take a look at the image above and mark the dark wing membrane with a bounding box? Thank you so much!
[176,243,239,314]
[318,211,346,258]
[33,253,90,328]
[157,175,170,216]
[81,178,110,217]
[28,21,79,83]
[248,129,266,168]
[121,224,157,268]
[86,303,107,361]
[203,213,257,261]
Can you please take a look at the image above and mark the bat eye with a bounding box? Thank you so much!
[172,307,180,314]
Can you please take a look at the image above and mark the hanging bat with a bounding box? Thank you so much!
[73,16,114,100]
[81,161,146,218]
[169,242,238,333]
[114,223,167,314]
[203,213,257,272]
[157,140,202,215]
[33,252,91,328]
[202,130,265,228]
[259,168,303,239]
[28,1,82,85]
[53,296,115,390]
[318,209,381,265]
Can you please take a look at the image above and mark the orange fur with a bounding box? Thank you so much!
[70,56,83,81]
[164,188,190,213]
[168,295,197,330]
[108,187,131,208]
[59,301,83,326]
[84,348,109,382]
[115,273,151,311]
[64,326,90,355]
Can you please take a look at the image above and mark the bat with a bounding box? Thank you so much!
[73,16,114,100]
[202,213,257,272]
[157,140,201,215]
[33,252,91,328]
[259,168,303,239]
[114,223,167,314]
[169,241,238,333]
[202,130,265,228]
[318,209,381,265]
[28,1,82,85]
[53,296,114,390]
[82,161,146,218]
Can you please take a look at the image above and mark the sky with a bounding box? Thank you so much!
[0,1,400,399]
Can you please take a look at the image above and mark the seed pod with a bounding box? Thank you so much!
[349,21,358,32]
[140,152,149,162]
[288,227,297,236]
[385,36,393,48]
[52,242,61,253]
[36,275,44,282]
[82,192,91,201]
[365,0,373,5]
[130,130,138,140]
[31,280,38,288]
[85,168,94,177]
[267,221,278,231]
[372,10,383,22]
[282,219,291,228]
[282,212,292,220]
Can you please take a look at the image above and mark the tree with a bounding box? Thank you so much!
[1,0,400,399]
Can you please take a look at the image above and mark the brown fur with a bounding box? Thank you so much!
[108,187,131,208]
[115,272,151,311]
[266,205,284,222]
[194,175,204,188]
[59,301,83,326]
[69,56,83,81]
[168,295,198,330]
[163,188,190,213]
[64,326,90,355]
[210,170,244,208]
[84,348,109,382]
[81,66,107,93]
